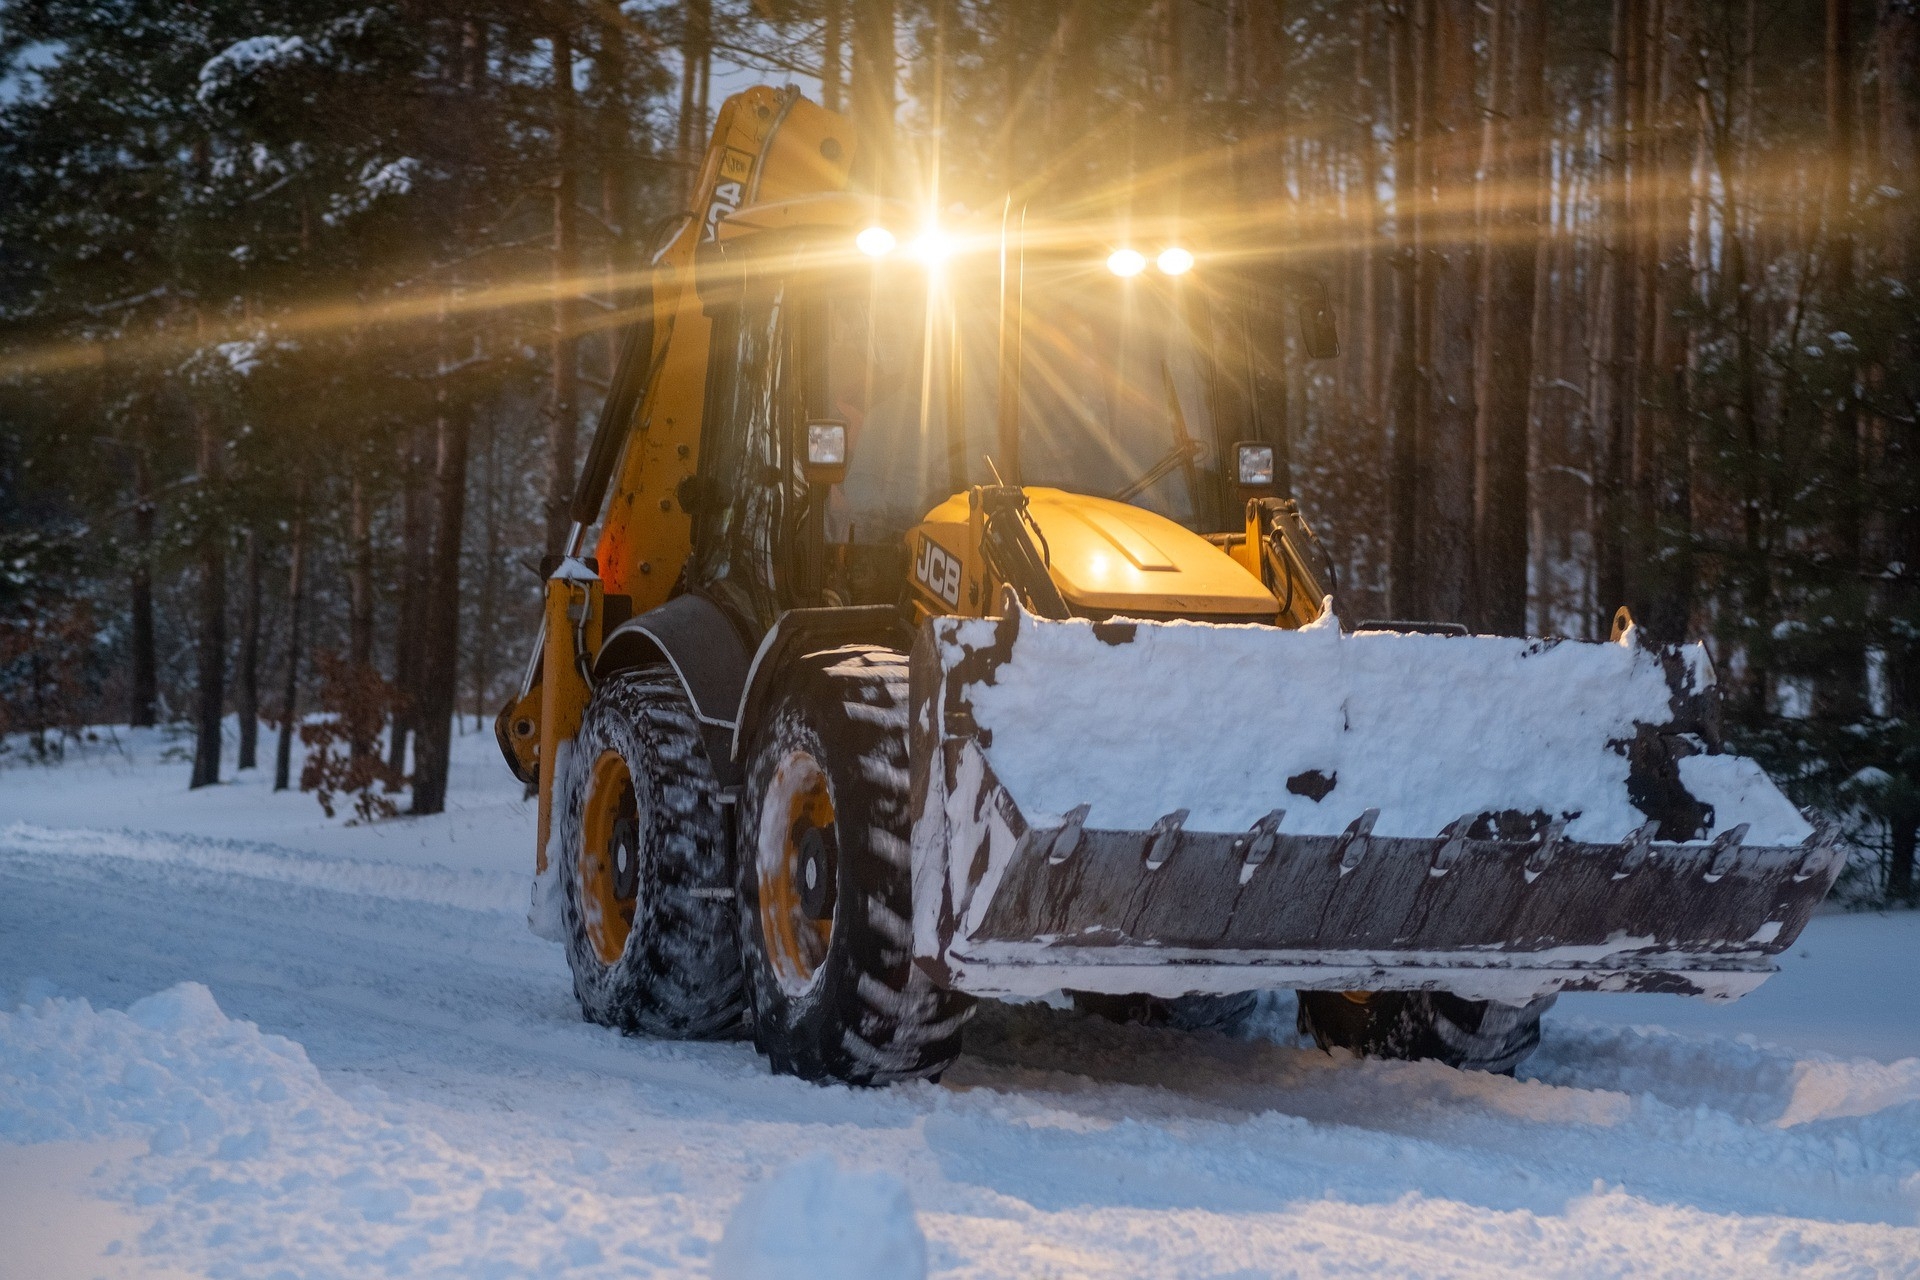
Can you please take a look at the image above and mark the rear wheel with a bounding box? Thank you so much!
[1296,990,1554,1075]
[553,666,744,1038]
[735,646,972,1085]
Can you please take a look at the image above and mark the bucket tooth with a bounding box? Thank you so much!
[1429,814,1476,878]
[1047,803,1092,866]
[1612,821,1659,880]
[1702,823,1750,882]
[1235,810,1287,886]
[1793,820,1839,882]
[1335,808,1380,875]
[1143,809,1191,872]
[1523,816,1570,883]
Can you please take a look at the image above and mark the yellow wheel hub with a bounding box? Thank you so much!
[579,750,640,965]
[757,751,836,995]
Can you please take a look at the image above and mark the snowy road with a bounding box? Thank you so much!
[3,728,1918,1277]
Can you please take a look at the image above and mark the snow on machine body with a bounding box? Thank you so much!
[498,86,1842,1086]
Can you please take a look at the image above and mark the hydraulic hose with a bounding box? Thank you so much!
[569,284,655,530]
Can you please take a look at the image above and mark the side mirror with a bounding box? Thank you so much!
[803,419,848,486]
[1295,276,1340,360]
[1234,441,1276,494]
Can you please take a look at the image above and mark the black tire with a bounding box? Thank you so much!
[553,665,744,1038]
[1296,990,1554,1075]
[1069,991,1260,1036]
[735,646,973,1085]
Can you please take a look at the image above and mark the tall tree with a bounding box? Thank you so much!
[548,21,581,556]
[1592,0,1642,634]
[1471,0,1546,634]
[1814,0,1866,712]
[189,396,226,790]
[273,501,306,794]
[851,0,896,190]
[236,527,262,768]
[1411,0,1478,623]
[822,0,845,113]
[127,396,159,727]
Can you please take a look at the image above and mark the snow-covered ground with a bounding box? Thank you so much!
[2,723,1917,1277]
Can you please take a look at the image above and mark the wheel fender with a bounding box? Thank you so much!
[595,593,751,782]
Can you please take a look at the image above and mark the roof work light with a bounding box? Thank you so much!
[855,226,896,257]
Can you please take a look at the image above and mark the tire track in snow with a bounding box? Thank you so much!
[0,822,527,915]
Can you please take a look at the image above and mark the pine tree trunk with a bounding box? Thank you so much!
[851,0,896,192]
[822,0,844,114]
[236,528,261,769]
[274,500,305,793]
[128,412,158,728]
[415,20,481,813]
[190,408,225,790]
[1592,0,1641,635]
[1471,0,1544,635]
[1815,0,1866,714]
[470,415,502,731]
[349,471,375,760]
[1355,6,1383,430]
[1629,0,1697,644]
[1413,0,1478,624]
[1890,814,1917,904]
[547,22,581,557]
[1877,0,1919,900]
[389,425,429,776]
[598,11,630,269]
[1721,0,1770,713]
[676,0,712,209]
[1386,2,1420,617]
[411,398,471,817]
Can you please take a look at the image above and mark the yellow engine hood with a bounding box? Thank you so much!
[1020,488,1276,618]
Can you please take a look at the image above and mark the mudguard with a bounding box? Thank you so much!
[596,593,751,778]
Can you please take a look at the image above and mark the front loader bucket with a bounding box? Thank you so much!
[907,606,1843,1004]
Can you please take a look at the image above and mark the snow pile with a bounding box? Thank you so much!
[1,983,707,1276]
[948,605,1812,844]
[1776,1058,1920,1128]
[714,1154,927,1280]
[0,983,315,1147]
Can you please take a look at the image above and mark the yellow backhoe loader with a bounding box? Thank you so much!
[499,86,1842,1084]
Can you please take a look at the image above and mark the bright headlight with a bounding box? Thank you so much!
[1156,246,1195,276]
[1106,248,1147,277]
[855,226,896,258]
[908,228,954,262]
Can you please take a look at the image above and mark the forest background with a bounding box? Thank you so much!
[1,0,1916,902]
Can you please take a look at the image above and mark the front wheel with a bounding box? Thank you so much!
[1295,991,1554,1075]
[735,646,972,1085]
[553,666,744,1038]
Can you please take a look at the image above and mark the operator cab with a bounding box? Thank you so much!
[692,202,1323,630]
